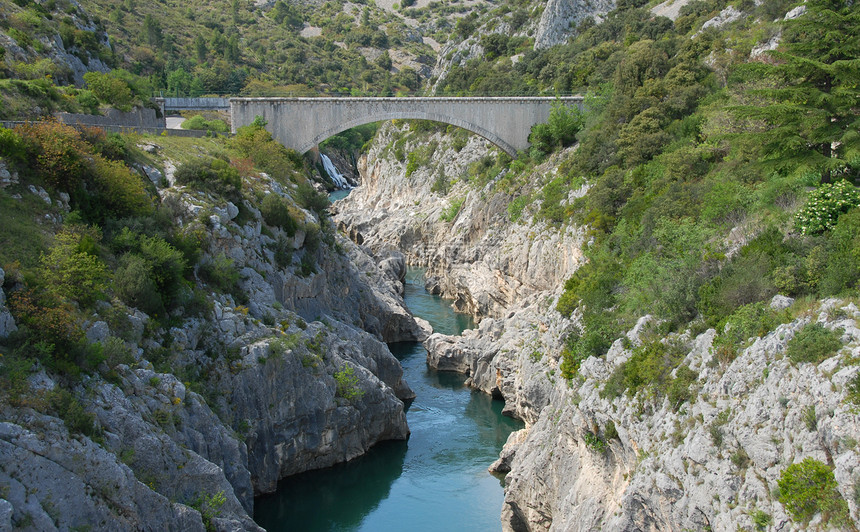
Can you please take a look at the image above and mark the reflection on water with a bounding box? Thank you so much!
[254,440,407,530]
[254,268,522,531]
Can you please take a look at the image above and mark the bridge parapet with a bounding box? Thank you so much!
[155,97,231,112]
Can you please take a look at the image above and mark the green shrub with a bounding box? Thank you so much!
[8,290,84,366]
[440,197,464,222]
[846,370,860,406]
[48,388,102,441]
[538,176,573,225]
[528,102,584,156]
[604,420,618,441]
[295,182,329,214]
[583,431,607,453]
[333,365,364,402]
[405,151,420,177]
[816,209,860,295]
[730,447,750,469]
[560,333,589,380]
[77,127,128,163]
[40,228,108,307]
[708,409,730,448]
[0,126,27,165]
[751,509,772,531]
[174,158,242,202]
[711,302,790,365]
[431,169,450,195]
[268,334,300,360]
[17,120,90,192]
[795,180,860,235]
[83,71,135,111]
[181,115,228,133]
[260,193,298,235]
[269,234,293,269]
[299,253,316,277]
[601,339,695,410]
[802,404,817,431]
[138,235,187,298]
[198,253,246,304]
[90,157,153,219]
[102,336,134,368]
[666,365,698,409]
[114,253,163,316]
[777,458,849,526]
[231,121,304,183]
[785,322,843,364]
[507,195,530,222]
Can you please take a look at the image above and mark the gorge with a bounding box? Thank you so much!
[1,0,859,529]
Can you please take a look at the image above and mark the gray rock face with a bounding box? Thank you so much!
[219,322,411,494]
[535,0,616,49]
[0,137,425,528]
[0,414,209,531]
[88,369,258,523]
[0,160,19,188]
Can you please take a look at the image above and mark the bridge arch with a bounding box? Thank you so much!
[302,112,517,156]
[229,97,584,158]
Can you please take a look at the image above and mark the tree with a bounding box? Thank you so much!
[731,0,860,181]
[143,14,163,48]
[167,68,193,97]
[193,35,207,63]
[777,458,849,526]
[83,71,134,111]
[40,228,108,308]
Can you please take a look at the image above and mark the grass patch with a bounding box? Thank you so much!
[786,322,843,364]
[0,188,52,269]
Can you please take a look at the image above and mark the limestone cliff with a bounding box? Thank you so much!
[534,0,616,49]
[334,121,585,320]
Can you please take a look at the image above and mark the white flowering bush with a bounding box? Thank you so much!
[794,180,860,234]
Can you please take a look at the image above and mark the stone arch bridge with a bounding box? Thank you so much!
[156,97,584,156]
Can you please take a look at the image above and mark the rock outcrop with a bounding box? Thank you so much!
[217,321,411,494]
[0,268,17,339]
[534,0,616,49]
[0,415,216,532]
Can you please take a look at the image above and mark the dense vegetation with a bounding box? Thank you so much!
[435,0,860,394]
[0,0,464,110]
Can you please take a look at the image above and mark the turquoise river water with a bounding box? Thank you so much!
[253,268,523,531]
